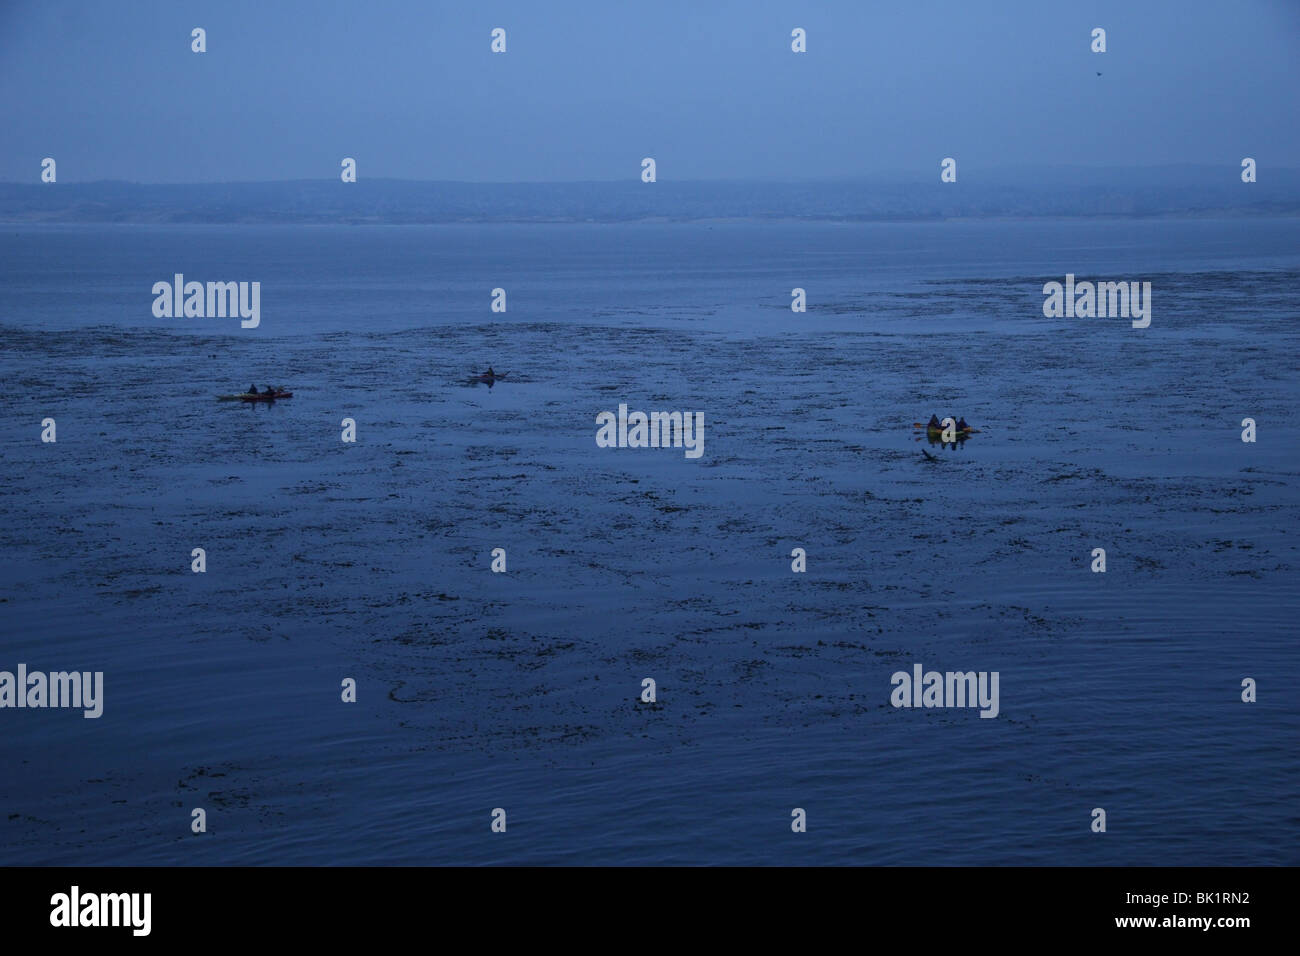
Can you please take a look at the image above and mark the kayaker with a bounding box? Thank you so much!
[247,384,258,395]
[927,414,941,428]
[956,417,968,431]
[264,385,277,395]
[485,367,495,379]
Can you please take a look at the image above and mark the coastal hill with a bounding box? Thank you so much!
[3,166,1297,224]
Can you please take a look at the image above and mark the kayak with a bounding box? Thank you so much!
[913,422,978,438]
[218,392,293,402]
[475,371,508,383]
[927,425,973,439]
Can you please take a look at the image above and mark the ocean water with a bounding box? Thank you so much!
[0,219,1297,865]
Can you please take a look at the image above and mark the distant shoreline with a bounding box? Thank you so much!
[4,212,1300,226]
[4,170,1298,225]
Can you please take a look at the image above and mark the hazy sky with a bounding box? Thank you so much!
[2,0,1297,183]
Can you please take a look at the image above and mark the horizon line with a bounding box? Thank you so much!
[4,164,1295,189]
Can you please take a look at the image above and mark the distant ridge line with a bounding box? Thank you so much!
[2,169,1298,224]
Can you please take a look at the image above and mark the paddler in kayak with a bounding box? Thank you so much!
[247,384,259,395]
[263,385,278,395]
[956,417,969,431]
[927,414,941,429]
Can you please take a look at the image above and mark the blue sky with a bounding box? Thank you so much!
[2,0,1297,182]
